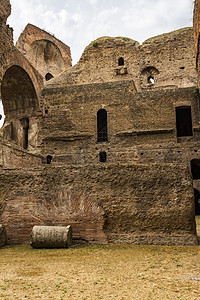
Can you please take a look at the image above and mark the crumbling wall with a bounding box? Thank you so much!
[40,80,200,167]
[141,28,196,89]
[194,0,200,88]
[0,1,198,247]
[194,0,200,68]
[47,28,196,91]
[0,0,13,83]
[0,163,197,246]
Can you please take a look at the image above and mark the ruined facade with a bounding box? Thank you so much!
[0,0,199,246]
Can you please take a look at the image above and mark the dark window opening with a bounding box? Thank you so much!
[45,108,48,114]
[47,155,53,164]
[180,66,185,70]
[45,73,54,81]
[20,118,29,149]
[118,57,124,66]
[191,159,200,180]
[97,109,108,142]
[176,106,193,137]
[194,189,200,215]
[148,76,155,84]
[99,151,107,162]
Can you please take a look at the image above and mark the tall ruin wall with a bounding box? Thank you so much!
[40,80,200,167]
[0,0,13,84]
[0,163,197,245]
[194,0,200,69]
[0,0,199,246]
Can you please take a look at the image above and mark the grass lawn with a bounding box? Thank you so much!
[0,218,199,299]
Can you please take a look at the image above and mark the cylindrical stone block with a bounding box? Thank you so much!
[30,225,72,248]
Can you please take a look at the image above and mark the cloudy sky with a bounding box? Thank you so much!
[8,0,194,65]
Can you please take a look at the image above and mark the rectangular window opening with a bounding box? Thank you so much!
[176,106,193,137]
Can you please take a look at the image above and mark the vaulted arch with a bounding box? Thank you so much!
[1,65,38,118]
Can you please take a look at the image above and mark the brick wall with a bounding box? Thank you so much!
[0,163,197,245]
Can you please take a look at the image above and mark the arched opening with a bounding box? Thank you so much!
[118,57,124,66]
[46,155,53,164]
[97,109,108,142]
[141,66,159,86]
[147,76,155,84]
[176,106,193,137]
[194,189,200,215]
[45,73,54,81]
[1,65,37,117]
[30,39,65,73]
[1,65,37,148]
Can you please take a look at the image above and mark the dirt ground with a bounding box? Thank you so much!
[0,218,199,300]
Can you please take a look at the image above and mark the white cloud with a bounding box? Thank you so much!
[89,0,98,5]
[8,0,194,64]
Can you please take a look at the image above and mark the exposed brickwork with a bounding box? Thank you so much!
[0,0,13,84]
[48,28,196,91]
[40,82,200,167]
[0,164,197,245]
[16,24,72,81]
[0,1,199,246]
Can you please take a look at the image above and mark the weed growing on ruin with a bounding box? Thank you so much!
[93,41,98,48]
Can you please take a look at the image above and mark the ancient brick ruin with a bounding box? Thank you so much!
[0,0,200,246]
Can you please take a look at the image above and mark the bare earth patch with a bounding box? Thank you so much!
[0,219,199,300]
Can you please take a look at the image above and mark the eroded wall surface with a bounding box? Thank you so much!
[0,163,197,245]
[16,24,72,82]
[194,0,200,73]
[47,28,196,91]
[0,1,198,246]
[40,81,200,167]
[0,0,13,84]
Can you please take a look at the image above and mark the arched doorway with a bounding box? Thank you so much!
[1,65,38,149]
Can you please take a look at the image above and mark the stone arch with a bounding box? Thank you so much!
[16,24,72,78]
[1,60,40,149]
[141,66,159,86]
[0,50,42,101]
[1,65,38,118]
[30,39,65,72]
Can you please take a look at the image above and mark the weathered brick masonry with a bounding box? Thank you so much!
[0,0,199,245]
[0,163,197,245]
